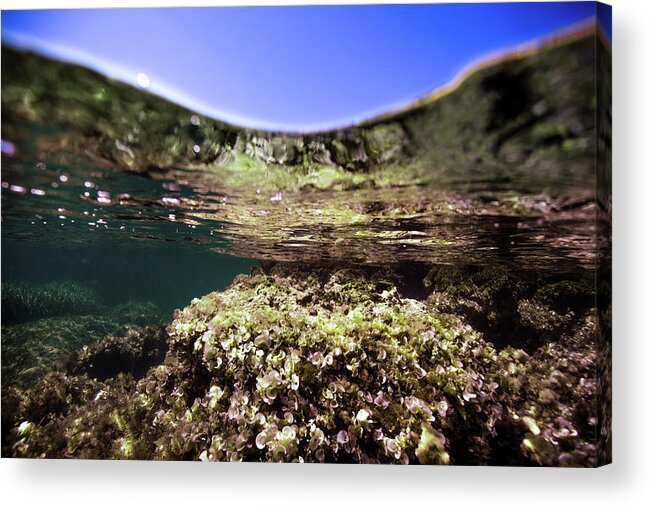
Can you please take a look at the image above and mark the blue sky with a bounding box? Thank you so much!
[2,3,600,132]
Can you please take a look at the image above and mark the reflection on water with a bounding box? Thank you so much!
[1,119,595,274]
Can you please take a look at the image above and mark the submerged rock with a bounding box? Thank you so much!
[1,301,163,388]
[62,324,168,382]
[425,265,594,351]
[2,266,599,465]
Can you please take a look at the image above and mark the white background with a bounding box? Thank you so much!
[0,0,649,505]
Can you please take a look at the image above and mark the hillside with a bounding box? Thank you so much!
[2,29,599,197]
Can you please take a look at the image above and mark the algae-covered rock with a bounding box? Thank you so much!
[2,266,599,465]
[1,301,163,387]
[154,266,502,463]
[493,315,598,466]
[426,265,594,350]
[2,324,167,459]
[62,324,168,382]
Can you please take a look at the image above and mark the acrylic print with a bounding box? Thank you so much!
[0,2,611,466]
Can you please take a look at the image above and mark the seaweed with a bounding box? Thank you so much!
[1,280,102,324]
[2,266,599,465]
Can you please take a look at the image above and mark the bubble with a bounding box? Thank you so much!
[162,196,180,206]
[97,190,112,204]
[1,139,16,155]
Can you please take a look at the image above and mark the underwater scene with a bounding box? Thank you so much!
[1,4,611,465]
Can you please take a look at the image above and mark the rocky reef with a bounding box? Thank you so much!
[1,291,163,388]
[2,265,600,465]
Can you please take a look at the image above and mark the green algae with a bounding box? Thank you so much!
[1,301,163,388]
[495,315,599,466]
[1,280,102,324]
[425,265,594,351]
[2,265,599,465]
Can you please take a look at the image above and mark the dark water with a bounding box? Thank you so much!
[2,240,257,319]
[1,121,258,318]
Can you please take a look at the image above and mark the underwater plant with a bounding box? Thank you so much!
[425,265,595,351]
[1,280,103,324]
[2,265,599,465]
[1,301,164,387]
